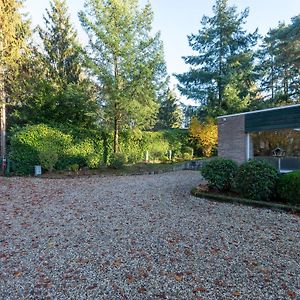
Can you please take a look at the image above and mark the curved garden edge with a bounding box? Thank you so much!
[191,188,300,214]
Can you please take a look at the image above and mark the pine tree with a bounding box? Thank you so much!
[79,0,167,153]
[156,89,182,129]
[256,15,300,106]
[38,0,82,85]
[176,0,258,118]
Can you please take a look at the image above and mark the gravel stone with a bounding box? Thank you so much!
[0,171,299,299]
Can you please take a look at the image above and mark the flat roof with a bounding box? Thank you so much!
[217,104,300,119]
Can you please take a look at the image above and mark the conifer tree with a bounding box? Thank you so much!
[39,0,82,85]
[176,0,258,118]
[156,89,182,129]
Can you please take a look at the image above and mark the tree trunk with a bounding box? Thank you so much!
[0,78,6,173]
[113,103,119,153]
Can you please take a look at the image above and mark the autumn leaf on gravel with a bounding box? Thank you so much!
[127,274,134,283]
[138,286,147,293]
[13,271,22,277]
[175,272,184,281]
[112,259,122,268]
[287,290,296,299]
[232,290,241,297]
[193,287,205,293]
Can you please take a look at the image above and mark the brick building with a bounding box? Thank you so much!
[217,104,300,166]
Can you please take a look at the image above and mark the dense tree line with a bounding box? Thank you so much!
[0,0,299,167]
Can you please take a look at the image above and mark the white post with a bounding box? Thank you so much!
[246,133,250,161]
[169,150,172,160]
[145,151,149,162]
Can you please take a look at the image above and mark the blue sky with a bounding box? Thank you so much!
[25,0,299,93]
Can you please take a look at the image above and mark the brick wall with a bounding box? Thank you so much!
[218,115,247,164]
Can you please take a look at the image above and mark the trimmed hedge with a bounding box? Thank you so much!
[235,160,279,201]
[201,158,238,192]
[277,170,300,206]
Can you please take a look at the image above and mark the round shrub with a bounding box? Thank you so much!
[277,170,300,206]
[109,153,127,169]
[235,160,279,201]
[201,158,238,192]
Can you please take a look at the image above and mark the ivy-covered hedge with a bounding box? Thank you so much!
[119,129,191,163]
[9,125,193,174]
[10,124,103,174]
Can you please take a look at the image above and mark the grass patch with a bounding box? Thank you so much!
[191,188,300,214]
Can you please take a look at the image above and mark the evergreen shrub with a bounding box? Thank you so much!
[201,158,238,192]
[235,160,278,201]
[277,170,300,206]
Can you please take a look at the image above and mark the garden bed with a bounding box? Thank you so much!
[191,186,300,214]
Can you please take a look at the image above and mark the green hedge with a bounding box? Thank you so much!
[120,129,191,163]
[277,170,300,206]
[9,125,191,174]
[10,124,103,174]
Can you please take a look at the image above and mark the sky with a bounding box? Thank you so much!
[24,0,299,100]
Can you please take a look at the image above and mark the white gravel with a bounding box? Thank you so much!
[0,171,299,300]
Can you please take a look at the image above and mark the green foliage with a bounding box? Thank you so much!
[277,171,300,206]
[109,153,127,169]
[10,124,72,174]
[156,89,183,129]
[79,0,168,152]
[255,15,300,106]
[235,160,279,201]
[176,0,258,118]
[119,129,191,163]
[182,146,194,160]
[201,158,238,192]
[38,0,82,85]
[38,148,59,172]
[68,163,79,172]
[10,124,103,174]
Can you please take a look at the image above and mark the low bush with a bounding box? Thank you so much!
[109,153,127,169]
[235,160,278,201]
[201,158,238,192]
[277,170,300,206]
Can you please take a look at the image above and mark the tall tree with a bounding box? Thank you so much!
[79,0,167,153]
[176,0,258,118]
[38,0,82,85]
[256,15,300,106]
[0,0,27,170]
[9,0,99,129]
[156,89,182,129]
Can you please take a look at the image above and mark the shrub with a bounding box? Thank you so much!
[10,124,72,174]
[10,124,103,174]
[201,158,238,192]
[235,160,279,201]
[38,148,59,172]
[68,164,79,172]
[109,153,127,169]
[277,170,300,206]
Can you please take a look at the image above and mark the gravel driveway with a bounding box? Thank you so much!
[0,171,299,300]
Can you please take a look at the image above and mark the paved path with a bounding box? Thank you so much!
[0,171,299,299]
